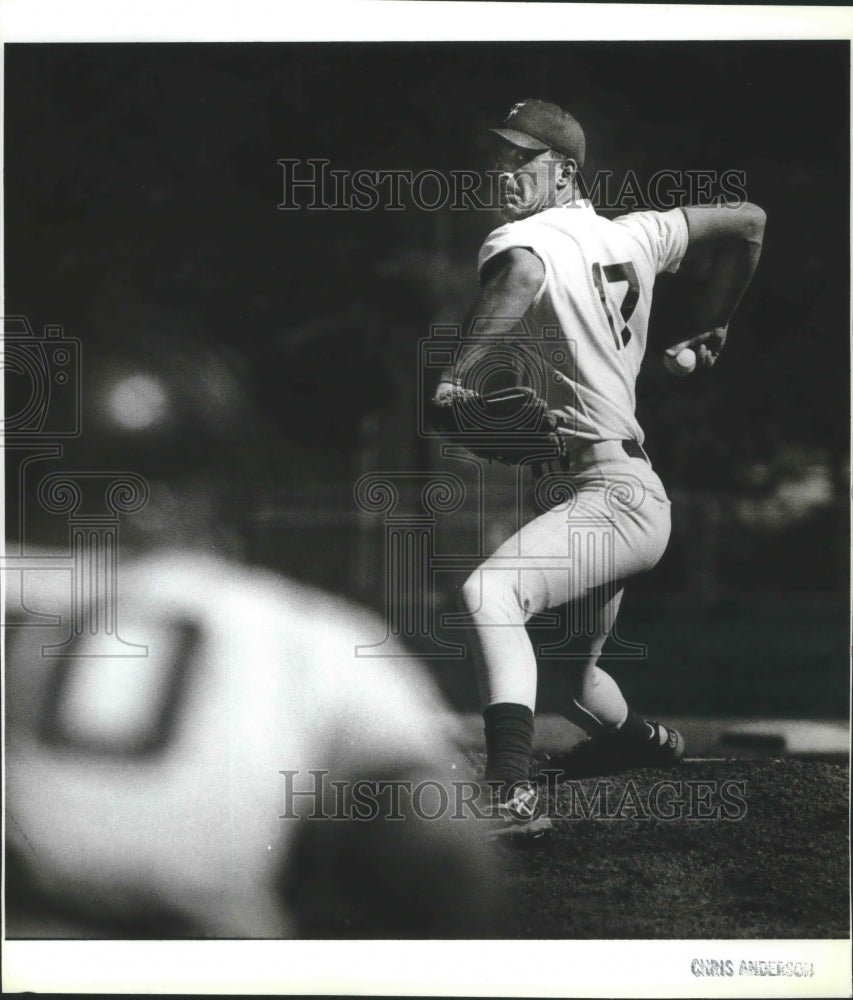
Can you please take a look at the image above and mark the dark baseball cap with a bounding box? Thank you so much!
[488,99,586,168]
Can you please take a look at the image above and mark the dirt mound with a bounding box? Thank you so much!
[491,757,849,939]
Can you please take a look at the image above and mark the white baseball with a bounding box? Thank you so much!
[664,348,697,376]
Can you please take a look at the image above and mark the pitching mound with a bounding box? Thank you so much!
[491,757,849,939]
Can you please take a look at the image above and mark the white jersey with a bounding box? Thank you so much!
[4,550,470,937]
[478,202,688,446]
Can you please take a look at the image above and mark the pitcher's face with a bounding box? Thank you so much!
[490,144,571,221]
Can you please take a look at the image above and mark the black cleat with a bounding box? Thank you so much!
[643,721,686,764]
[536,721,685,782]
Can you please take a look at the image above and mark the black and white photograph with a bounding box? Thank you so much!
[2,2,851,996]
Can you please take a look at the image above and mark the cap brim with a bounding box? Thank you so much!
[486,127,550,151]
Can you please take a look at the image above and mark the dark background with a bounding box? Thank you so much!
[5,41,849,718]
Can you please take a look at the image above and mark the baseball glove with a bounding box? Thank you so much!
[429,384,566,465]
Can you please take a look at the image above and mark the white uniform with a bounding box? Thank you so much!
[464,204,688,712]
[478,202,688,445]
[5,550,491,938]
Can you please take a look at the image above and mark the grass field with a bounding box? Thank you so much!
[485,756,849,939]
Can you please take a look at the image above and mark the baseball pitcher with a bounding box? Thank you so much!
[430,99,766,834]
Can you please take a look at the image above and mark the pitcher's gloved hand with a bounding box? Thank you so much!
[429,385,568,464]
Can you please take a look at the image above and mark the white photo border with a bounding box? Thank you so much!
[2,2,851,996]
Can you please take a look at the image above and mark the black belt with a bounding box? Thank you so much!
[557,439,650,469]
[535,438,650,479]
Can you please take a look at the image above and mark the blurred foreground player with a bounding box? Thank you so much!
[430,100,766,832]
[5,333,502,938]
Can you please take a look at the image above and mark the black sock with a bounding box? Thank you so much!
[483,702,534,791]
[617,708,654,743]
